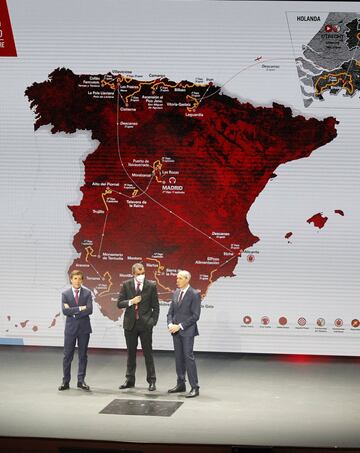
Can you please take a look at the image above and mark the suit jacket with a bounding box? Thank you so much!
[167,286,201,337]
[117,278,160,331]
[62,286,93,336]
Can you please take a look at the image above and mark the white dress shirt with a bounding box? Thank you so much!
[72,286,81,300]
[128,278,144,306]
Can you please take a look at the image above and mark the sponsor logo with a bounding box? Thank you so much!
[351,319,360,328]
[297,317,307,326]
[334,318,343,328]
[325,24,340,32]
[243,315,252,325]
[261,316,270,326]
[247,254,255,263]
[278,316,288,326]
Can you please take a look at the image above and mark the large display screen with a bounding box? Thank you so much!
[1,0,359,354]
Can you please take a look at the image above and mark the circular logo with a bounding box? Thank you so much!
[325,24,332,33]
[351,319,360,328]
[278,316,287,326]
[316,318,325,327]
[243,315,252,325]
[332,24,340,32]
[169,177,177,184]
[247,254,255,263]
[334,318,343,327]
[261,316,270,326]
[298,317,307,327]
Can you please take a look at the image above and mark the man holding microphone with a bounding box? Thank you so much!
[117,263,160,391]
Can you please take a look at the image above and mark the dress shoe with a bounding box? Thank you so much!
[185,387,199,398]
[148,381,156,391]
[168,383,186,393]
[58,383,69,391]
[119,380,135,389]
[77,382,90,391]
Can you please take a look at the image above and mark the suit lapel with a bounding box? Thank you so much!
[142,279,150,297]
[68,288,76,306]
[77,287,83,305]
[174,289,180,302]
[174,288,182,311]
[178,287,191,308]
[129,279,136,297]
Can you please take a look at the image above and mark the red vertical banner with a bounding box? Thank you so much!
[0,0,17,57]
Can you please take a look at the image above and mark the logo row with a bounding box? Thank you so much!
[242,316,360,328]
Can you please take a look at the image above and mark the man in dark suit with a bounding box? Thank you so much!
[59,270,93,391]
[167,270,201,398]
[117,263,160,391]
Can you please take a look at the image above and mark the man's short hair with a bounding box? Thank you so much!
[69,270,83,280]
[177,270,191,280]
[132,263,144,274]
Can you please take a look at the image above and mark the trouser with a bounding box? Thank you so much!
[124,323,156,383]
[172,334,199,389]
[63,333,90,383]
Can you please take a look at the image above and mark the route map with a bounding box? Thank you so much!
[292,12,360,107]
[26,68,338,321]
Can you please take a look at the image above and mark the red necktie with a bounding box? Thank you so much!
[135,282,140,319]
[177,291,184,304]
[75,289,79,304]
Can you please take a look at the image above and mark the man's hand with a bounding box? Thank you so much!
[64,303,70,309]
[130,295,142,305]
[168,324,181,334]
[79,305,87,311]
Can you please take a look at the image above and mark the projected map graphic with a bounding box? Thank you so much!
[1,0,359,354]
[289,12,360,107]
[26,68,337,321]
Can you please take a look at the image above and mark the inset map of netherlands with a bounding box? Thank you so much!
[287,12,360,107]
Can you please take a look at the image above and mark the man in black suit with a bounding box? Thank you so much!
[167,270,201,398]
[59,270,93,391]
[117,263,160,391]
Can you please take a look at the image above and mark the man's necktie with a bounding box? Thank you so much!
[75,289,79,304]
[177,290,184,304]
[135,282,141,319]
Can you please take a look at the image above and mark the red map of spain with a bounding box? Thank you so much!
[26,68,338,320]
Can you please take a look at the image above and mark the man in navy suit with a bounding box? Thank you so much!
[58,270,93,391]
[167,270,201,398]
[117,263,160,391]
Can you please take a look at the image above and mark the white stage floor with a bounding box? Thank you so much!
[1,346,360,449]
